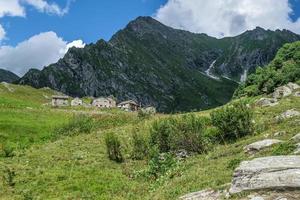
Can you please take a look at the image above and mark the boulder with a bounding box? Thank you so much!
[250,197,265,200]
[244,139,282,154]
[294,144,300,155]
[291,133,300,143]
[273,86,292,99]
[180,189,221,200]
[287,82,300,90]
[276,109,300,120]
[255,98,278,107]
[230,156,300,194]
[273,131,286,137]
[294,91,300,97]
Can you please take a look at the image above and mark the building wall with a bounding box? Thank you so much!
[52,99,69,107]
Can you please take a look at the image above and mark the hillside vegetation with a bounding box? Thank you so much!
[1,41,300,199]
[235,41,300,98]
[18,17,300,112]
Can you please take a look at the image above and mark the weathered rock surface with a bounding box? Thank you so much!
[291,133,300,143]
[180,189,221,200]
[273,86,292,99]
[293,144,300,155]
[276,109,300,120]
[287,82,300,90]
[230,156,300,194]
[244,139,282,154]
[294,91,300,97]
[18,17,300,112]
[256,98,278,107]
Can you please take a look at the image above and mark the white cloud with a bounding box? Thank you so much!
[0,0,25,18]
[0,0,72,42]
[0,32,85,76]
[23,0,73,16]
[0,24,5,41]
[155,0,300,38]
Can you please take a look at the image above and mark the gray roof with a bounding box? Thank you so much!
[52,95,69,99]
[118,100,138,106]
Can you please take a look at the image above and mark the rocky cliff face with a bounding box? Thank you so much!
[0,69,19,83]
[18,17,300,112]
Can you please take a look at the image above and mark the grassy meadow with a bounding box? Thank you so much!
[0,82,300,199]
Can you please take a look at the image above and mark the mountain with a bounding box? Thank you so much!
[0,69,19,83]
[234,41,300,98]
[18,17,300,112]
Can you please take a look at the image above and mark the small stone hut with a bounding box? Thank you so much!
[118,100,140,111]
[71,98,83,106]
[52,96,69,107]
[92,97,116,108]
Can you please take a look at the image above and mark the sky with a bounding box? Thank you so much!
[0,0,299,76]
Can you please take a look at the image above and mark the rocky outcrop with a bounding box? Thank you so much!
[272,83,300,99]
[18,17,300,112]
[230,156,300,194]
[272,86,292,99]
[179,189,222,200]
[244,139,282,154]
[276,109,300,120]
[255,98,278,107]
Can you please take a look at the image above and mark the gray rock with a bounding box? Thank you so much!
[294,91,300,97]
[273,86,292,99]
[293,144,300,155]
[287,82,300,90]
[276,109,300,120]
[292,133,300,143]
[180,189,221,200]
[250,197,265,200]
[274,131,286,137]
[244,139,282,154]
[255,98,278,107]
[230,156,300,194]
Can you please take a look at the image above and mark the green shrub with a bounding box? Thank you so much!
[3,168,15,187]
[105,132,123,163]
[272,142,295,155]
[1,143,15,157]
[146,146,178,179]
[130,129,149,160]
[210,101,254,142]
[55,114,94,137]
[150,114,209,154]
[234,41,300,98]
[227,158,242,170]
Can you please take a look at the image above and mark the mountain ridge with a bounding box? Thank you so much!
[18,16,300,112]
[0,69,19,83]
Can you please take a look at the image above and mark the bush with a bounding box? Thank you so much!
[130,128,149,160]
[272,142,295,155]
[55,114,94,137]
[210,101,254,142]
[150,114,209,154]
[1,143,15,157]
[145,146,178,179]
[105,132,123,163]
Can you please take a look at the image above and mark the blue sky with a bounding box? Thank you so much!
[1,0,166,46]
[0,0,300,76]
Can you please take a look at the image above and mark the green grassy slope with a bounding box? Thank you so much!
[1,82,300,199]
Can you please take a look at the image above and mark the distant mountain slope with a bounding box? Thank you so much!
[18,17,300,112]
[0,69,19,83]
[234,41,300,98]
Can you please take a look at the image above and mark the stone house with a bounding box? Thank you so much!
[118,100,140,111]
[52,96,69,107]
[71,98,83,106]
[92,97,116,108]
